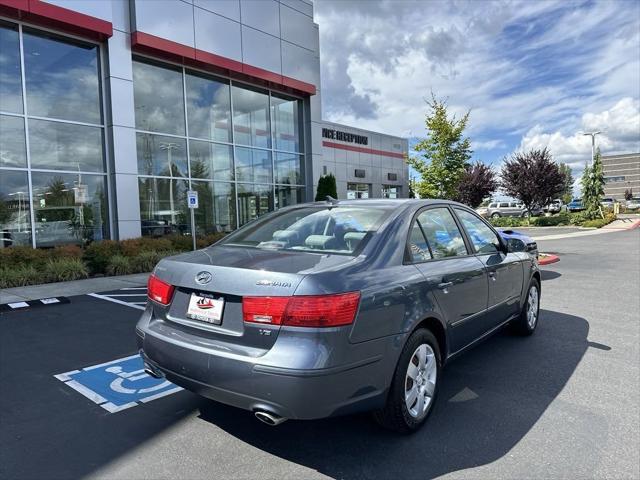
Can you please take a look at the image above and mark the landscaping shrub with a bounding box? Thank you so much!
[51,245,84,260]
[0,265,39,288]
[120,237,173,257]
[530,212,571,226]
[0,246,49,270]
[83,240,121,274]
[580,213,616,229]
[196,232,226,249]
[45,258,89,282]
[131,250,163,273]
[106,254,133,276]
[490,216,529,227]
[165,234,194,251]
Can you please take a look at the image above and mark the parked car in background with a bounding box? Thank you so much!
[567,198,584,212]
[626,197,640,210]
[544,199,563,214]
[138,199,540,433]
[600,198,616,209]
[477,201,528,218]
[498,229,538,259]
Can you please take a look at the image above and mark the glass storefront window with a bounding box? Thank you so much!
[275,186,303,209]
[232,85,270,149]
[0,22,23,114]
[347,183,370,199]
[31,172,107,247]
[189,140,233,181]
[23,30,101,124]
[237,183,273,226]
[136,133,187,177]
[0,115,27,168]
[133,60,185,135]
[138,177,190,237]
[29,119,104,172]
[271,95,300,152]
[275,152,302,185]
[382,185,400,199]
[235,147,272,184]
[186,73,232,143]
[0,170,32,247]
[191,180,237,235]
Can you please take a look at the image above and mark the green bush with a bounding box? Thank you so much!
[0,265,39,288]
[83,240,121,274]
[44,258,89,282]
[120,237,173,257]
[490,216,529,227]
[580,213,616,228]
[105,254,133,276]
[0,246,49,270]
[530,212,571,226]
[164,234,194,252]
[196,233,226,249]
[51,245,84,260]
[130,250,162,273]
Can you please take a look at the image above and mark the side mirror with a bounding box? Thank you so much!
[506,237,526,253]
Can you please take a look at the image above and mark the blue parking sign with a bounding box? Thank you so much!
[55,354,182,413]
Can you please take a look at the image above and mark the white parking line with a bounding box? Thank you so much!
[120,287,148,290]
[106,294,149,297]
[88,293,145,311]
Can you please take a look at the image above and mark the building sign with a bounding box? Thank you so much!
[322,128,368,145]
[187,190,199,209]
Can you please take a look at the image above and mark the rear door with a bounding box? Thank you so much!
[454,208,524,327]
[409,206,489,353]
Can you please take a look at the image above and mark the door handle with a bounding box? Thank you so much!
[488,271,497,281]
[438,281,454,289]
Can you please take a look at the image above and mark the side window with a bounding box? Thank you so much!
[407,220,432,262]
[455,209,501,254]
[417,208,468,259]
[499,202,509,208]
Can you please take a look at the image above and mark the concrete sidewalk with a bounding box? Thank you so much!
[0,273,150,304]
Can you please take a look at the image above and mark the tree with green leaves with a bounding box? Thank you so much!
[453,161,498,208]
[558,163,575,204]
[581,147,605,219]
[408,95,472,199]
[314,173,337,201]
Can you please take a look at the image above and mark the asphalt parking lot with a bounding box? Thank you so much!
[1,229,638,480]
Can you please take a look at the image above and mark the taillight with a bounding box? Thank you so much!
[242,292,360,328]
[147,274,175,305]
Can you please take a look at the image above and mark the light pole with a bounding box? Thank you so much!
[159,142,180,226]
[582,131,601,166]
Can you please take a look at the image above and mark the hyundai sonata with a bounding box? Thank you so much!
[137,199,540,432]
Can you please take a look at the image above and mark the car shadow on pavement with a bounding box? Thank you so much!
[541,270,562,281]
[199,309,589,480]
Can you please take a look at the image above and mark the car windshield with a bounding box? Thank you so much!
[219,206,392,255]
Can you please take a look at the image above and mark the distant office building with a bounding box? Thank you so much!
[602,153,640,199]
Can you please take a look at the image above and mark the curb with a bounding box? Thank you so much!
[538,254,560,266]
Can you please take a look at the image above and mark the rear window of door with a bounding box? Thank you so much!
[455,209,501,254]
[407,219,432,262]
[416,208,468,259]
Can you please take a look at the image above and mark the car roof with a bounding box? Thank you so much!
[303,198,468,209]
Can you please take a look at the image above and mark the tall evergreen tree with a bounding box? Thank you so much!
[315,173,338,201]
[408,95,472,199]
[558,163,575,204]
[581,147,605,219]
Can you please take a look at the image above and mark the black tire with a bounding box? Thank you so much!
[491,212,501,219]
[373,329,441,433]
[513,278,540,335]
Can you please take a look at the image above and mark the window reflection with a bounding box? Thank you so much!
[29,119,104,172]
[235,147,272,184]
[191,180,236,235]
[232,85,270,148]
[186,73,232,143]
[0,170,32,247]
[271,95,300,152]
[0,115,27,168]
[275,152,302,185]
[237,183,273,226]
[0,22,23,114]
[138,177,190,236]
[189,140,233,181]
[23,30,101,124]
[136,133,187,177]
[133,60,185,135]
[275,186,303,209]
[31,172,107,247]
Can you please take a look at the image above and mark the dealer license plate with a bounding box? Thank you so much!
[186,293,224,324]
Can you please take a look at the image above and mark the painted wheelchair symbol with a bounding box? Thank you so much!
[105,365,172,395]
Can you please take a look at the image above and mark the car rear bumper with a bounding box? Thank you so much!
[136,316,393,420]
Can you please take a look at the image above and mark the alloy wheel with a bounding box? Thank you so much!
[527,285,539,329]
[405,344,437,419]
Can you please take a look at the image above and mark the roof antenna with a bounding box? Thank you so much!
[325,195,339,205]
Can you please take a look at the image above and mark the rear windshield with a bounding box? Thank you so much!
[220,206,392,255]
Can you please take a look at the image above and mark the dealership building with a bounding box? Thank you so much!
[0,0,408,248]
[602,153,640,200]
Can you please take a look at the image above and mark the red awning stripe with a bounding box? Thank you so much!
[322,141,406,159]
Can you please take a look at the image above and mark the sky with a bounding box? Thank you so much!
[314,0,640,193]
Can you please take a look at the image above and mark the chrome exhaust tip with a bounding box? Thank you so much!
[254,410,287,426]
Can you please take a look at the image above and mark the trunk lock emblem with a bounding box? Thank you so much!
[195,271,212,285]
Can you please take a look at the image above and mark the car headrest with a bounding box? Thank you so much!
[305,235,337,250]
[344,231,367,250]
[272,230,299,246]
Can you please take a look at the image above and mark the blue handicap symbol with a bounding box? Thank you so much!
[56,354,182,413]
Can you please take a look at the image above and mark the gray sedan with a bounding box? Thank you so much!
[137,199,540,433]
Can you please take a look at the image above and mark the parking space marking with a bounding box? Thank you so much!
[55,354,182,413]
[88,293,145,311]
